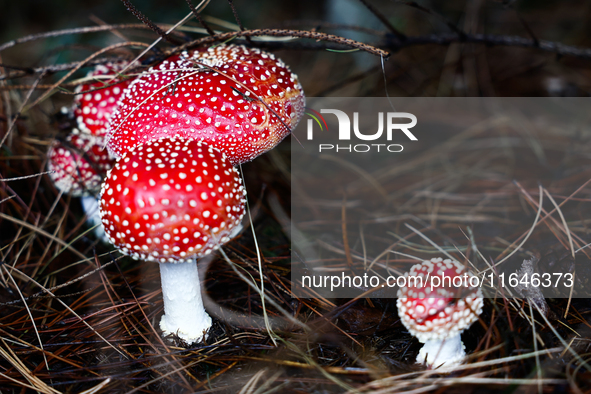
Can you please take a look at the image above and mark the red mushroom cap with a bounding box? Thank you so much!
[180,45,305,128]
[396,257,483,342]
[47,133,115,196]
[74,62,133,138]
[99,136,246,263]
[107,45,305,165]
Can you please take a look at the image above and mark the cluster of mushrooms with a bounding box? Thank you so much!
[47,44,482,367]
[47,62,129,237]
[47,44,305,343]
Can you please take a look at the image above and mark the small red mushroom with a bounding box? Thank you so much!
[99,136,246,342]
[47,133,114,197]
[73,62,134,138]
[396,257,483,368]
[47,133,115,239]
[107,44,305,165]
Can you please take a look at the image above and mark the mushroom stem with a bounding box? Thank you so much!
[80,195,106,241]
[158,260,212,343]
[417,335,465,368]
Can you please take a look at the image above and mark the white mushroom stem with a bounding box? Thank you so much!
[158,260,212,343]
[80,195,106,241]
[417,335,466,368]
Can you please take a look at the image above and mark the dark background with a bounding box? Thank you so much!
[1,0,591,97]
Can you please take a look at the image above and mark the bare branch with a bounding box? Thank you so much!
[0,24,185,53]
[185,0,216,36]
[25,41,151,111]
[0,70,45,150]
[172,28,391,58]
[0,57,134,81]
[227,0,252,44]
[272,20,386,37]
[119,0,183,45]
[384,32,591,59]
[514,11,540,47]
[396,1,467,39]
[357,0,406,41]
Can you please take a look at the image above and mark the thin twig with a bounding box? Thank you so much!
[227,0,252,44]
[383,32,591,59]
[119,0,183,45]
[395,0,467,39]
[4,32,591,86]
[115,0,210,80]
[514,11,540,47]
[24,42,150,111]
[272,20,386,36]
[357,0,406,40]
[0,24,185,53]
[0,57,132,81]
[0,70,45,150]
[171,28,390,58]
[185,0,216,36]
[0,171,54,182]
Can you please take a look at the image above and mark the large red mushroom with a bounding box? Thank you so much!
[99,136,246,343]
[106,44,305,165]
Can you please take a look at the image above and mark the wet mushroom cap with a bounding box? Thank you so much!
[74,62,134,138]
[48,133,115,196]
[396,257,483,343]
[107,44,305,164]
[99,136,246,263]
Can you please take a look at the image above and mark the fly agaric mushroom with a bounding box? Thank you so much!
[107,44,305,165]
[99,136,246,343]
[396,257,483,368]
[47,133,114,196]
[47,133,115,239]
[73,61,133,138]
